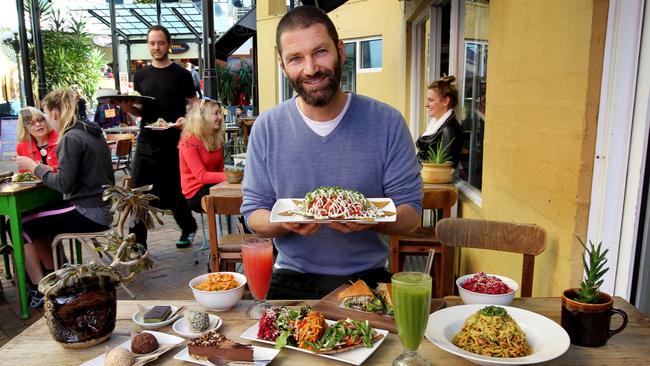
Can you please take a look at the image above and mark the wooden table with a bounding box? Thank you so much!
[0,183,61,319]
[1,297,647,365]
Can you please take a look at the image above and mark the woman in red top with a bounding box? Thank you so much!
[16,107,60,171]
[179,99,226,213]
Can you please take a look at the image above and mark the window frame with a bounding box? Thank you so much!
[345,36,383,74]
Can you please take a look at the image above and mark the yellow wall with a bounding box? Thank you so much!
[256,0,407,115]
[458,0,608,296]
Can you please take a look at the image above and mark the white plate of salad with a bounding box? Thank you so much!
[240,306,389,365]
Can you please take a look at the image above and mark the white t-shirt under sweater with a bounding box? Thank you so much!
[296,93,351,136]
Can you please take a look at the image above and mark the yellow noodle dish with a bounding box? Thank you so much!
[452,305,530,358]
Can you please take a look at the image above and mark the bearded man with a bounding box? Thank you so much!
[241,6,422,299]
[129,25,198,249]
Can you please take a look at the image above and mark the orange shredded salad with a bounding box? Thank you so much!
[296,311,326,350]
[194,273,240,291]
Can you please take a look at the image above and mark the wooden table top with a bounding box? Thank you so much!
[0,181,46,195]
[1,297,647,365]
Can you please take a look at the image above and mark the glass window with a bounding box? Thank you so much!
[341,42,356,92]
[360,39,382,69]
[458,0,489,190]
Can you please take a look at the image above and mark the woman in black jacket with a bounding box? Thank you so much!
[415,75,463,168]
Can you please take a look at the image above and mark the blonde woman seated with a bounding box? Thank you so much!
[16,107,59,171]
[179,99,226,213]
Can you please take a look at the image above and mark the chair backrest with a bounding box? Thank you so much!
[114,138,132,157]
[422,188,458,220]
[435,218,547,297]
[201,194,243,216]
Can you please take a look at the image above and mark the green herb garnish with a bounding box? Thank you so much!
[479,306,507,317]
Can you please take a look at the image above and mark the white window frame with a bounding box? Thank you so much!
[346,36,383,73]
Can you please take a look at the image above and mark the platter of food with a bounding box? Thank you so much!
[425,304,570,365]
[132,305,183,329]
[80,330,184,366]
[270,186,396,224]
[145,118,176,130]
[173,330,279,366]
[241,306,388,365]
[12,172,41,185]
[172,311,222,339]
[312,280,445,333]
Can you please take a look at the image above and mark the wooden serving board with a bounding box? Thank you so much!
[311,284,445,333]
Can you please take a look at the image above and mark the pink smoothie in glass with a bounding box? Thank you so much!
[242,240,273,300]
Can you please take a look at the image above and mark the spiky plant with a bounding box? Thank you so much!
[575,238,609,304]
[39,185,169,297]
[425,138,454,164]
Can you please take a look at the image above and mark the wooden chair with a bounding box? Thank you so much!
[435,218,547,297]
[389,188,458,297]
[106,134,134,174]
[201,195,255,272]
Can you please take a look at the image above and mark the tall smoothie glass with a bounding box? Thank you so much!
[241,238,273,319]
[392,272,432,366]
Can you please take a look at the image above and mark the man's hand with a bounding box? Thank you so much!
[327,222,370,234]
[15,156,38,173]
[281,222,320,236]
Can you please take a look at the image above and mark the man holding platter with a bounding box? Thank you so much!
[241,6,422,299]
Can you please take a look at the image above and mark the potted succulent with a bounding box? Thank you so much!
[421,138,455,184]
[561,238,628,347]
[225,162,244,184]
[38,184,169,349]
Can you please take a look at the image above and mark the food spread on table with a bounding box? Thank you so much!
[257,305,383,354]
[452,305,530,358]
[12,171,38,182]
[460,272,513,294]
[338,279,394,316]
[293,186,389,220]
[187,330,254,362]
[193,272,241,292]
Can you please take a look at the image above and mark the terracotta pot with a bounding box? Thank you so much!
[561,288,628,347]
[225,169,244,184]
[44,280,118,348]
[421,162,454,184]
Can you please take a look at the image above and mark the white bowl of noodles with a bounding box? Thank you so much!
[425,304,570,365]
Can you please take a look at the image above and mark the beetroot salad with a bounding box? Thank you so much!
[461,272,513,295]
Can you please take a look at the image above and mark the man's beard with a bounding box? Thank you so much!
[289,54,342,107]
[151,49,169,61]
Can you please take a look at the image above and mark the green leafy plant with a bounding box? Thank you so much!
[575,238,609,304]
[424,138,454,164]
[216,62,236,105]
[237,60,253,99]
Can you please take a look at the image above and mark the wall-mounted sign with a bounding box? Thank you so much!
[170,43,190,54]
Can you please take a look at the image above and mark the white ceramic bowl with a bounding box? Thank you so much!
[456,273,518,306]
[188,272,247,311]
[132,305,182,329]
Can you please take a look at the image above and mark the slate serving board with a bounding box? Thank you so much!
[311,284,446,333]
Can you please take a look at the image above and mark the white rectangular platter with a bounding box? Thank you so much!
[240,321,389,365]
[270,198,396,224]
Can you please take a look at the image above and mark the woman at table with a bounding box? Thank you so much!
[415,75,463,168]
[178,99,226,213]
[15,88,114,308]
[15,107,59,171]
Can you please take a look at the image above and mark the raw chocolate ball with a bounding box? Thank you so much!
[131,332,159,354]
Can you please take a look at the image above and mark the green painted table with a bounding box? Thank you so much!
[0,182,61,319]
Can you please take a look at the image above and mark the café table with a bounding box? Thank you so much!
[0,297,647,365]
[0,182,61,319]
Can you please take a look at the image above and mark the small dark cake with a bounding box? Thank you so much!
[188,330,253,361]
[131,332,159,354]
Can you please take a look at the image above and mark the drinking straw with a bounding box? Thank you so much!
[424,248,436,274]
[237,221,247,245]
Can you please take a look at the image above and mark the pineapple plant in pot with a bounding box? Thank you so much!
[38,184,169,348]
[561,238,628,347]
[421,138,455,184]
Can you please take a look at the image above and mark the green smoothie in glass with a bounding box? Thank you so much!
[392,272,432,351]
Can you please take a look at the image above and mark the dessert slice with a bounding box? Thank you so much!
[143,305,172,323]
[188,331,253,362]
